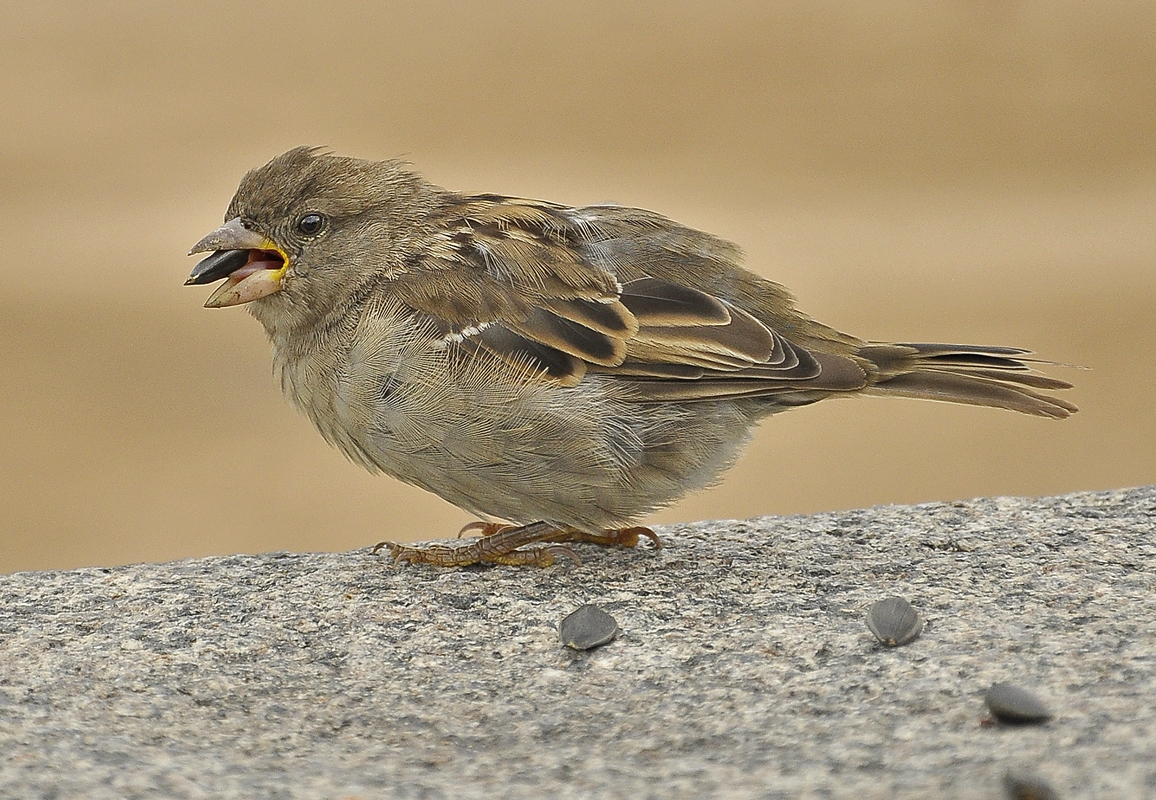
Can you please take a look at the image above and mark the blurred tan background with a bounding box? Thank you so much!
[1,1,1153,573]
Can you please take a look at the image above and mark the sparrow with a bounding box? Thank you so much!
[186,147,1076,567]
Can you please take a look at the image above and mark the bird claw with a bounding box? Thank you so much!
[564,525,663,550]
[457,521,513,539]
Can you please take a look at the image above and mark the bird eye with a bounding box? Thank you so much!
[297,213,325,236]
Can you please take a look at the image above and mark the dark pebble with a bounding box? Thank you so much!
[865,596,923,646]
[559,604,619,650]
[986,683,1053,724]
[1003,771,1059,800]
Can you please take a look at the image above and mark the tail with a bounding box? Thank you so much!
[857,343,1078,419]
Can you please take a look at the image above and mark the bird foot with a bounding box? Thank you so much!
[459,521,661,549]
[372,521,581,567]
[372,521,662,568]
[555,525,664,550]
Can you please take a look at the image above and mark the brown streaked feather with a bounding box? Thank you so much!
[408,196,817,387]
[456,194,575,234]
[621,352,867,402]
[860,342,1076,418]
[511,307,626,366]
[593,361,706,380]
[874,371,1077,419]
[411,196,861,398]
[472,325,588,387]
[615,345,767,372]
[392,270,529,323]
[860,342,1056,372]
[629,304,776,364]
[619,278,731,325]
[893,342,1032,357]
[921,367,1072,391]
[623,381,810,402]
[695,352,822,381]
[541,297,638,337]
[399,193,1073,416]
[421,198,622,302]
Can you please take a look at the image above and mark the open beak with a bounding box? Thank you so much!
[186,218,290,308]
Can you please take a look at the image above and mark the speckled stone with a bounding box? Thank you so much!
[1,487,1154,799]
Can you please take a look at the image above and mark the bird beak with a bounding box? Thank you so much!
[186,217,290,308]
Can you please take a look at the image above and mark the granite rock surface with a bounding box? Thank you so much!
[1,487,1153,799]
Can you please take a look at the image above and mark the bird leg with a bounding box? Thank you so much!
[460,521,662,550]
[373,521,663,568]
[374,521,581,567]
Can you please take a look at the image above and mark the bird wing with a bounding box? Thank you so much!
[391,195,866,399]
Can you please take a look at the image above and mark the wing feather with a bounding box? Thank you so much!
[393,195,868,402]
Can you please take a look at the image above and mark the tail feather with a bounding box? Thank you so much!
[925,366,1071,391]
[860,342,1077,419]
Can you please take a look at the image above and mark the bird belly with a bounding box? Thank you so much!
[341,362,759,529]
[273,303,761,530]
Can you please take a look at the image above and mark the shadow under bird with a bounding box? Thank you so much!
[186,147,1076,567]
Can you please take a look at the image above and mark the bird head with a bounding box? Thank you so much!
[186,146,438,333]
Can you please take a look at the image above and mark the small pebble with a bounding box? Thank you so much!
[1003,771,1059,800]
[865,596,923,646]
[985,683,1052,724]
[559,604,619,650]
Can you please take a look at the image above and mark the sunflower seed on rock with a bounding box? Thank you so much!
[1002,771,1059,800]
[985,683,1052,724]
[865,596,923,646]
[559,604,618,650]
